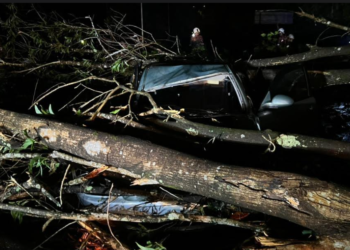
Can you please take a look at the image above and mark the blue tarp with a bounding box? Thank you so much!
[138,64,230,92]
[77,193,185,215]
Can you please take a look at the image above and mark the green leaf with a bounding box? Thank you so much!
[21,138,35,150]
[302,230,313,235]
[40,105,49,115]
[85,186,93,192]
[76,109,82,116]
[136,242,155,250]
[34,105,43,115]
[110,109,121,115]
[261,33,266,37]
[48,104,55,115]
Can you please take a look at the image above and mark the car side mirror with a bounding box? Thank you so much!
[261,95,294,109]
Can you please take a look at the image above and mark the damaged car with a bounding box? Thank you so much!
[133,63,322,136]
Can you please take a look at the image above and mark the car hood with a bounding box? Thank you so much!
[138,64,231,92]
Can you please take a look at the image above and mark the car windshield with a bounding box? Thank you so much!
[138,64,231,92]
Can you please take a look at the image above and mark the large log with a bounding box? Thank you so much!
[1,108,350,238]
[259,69,350,88]
[143,116,350,160]
[248,45,350,67]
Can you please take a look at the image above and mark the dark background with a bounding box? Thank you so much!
[3,3,350,60]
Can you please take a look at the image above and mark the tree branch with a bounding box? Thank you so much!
[0,203,266,232]
[295,11,350,32]
[248,45,350,67]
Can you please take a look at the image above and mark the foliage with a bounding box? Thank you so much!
[34,104,55,115]
[10,210,24,224]
[110,109,121,115]
[9,200,30,224]
[111,59,129,74]
[28,156,59,176]
[260,31,279,52]
[19,130,37,151]
[0,3,177,83]
[136,241,167,250]
[20,138,36,151]
[0,3,178,117]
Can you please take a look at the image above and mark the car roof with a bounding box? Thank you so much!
[138,63,231,92]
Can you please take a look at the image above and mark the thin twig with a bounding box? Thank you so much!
[32,221,77,250]
[210,40,217,59]
[13,61,61,74]
[88,85,121,121]
[215,47,224,62]
[30,76,114,109]
[32,79,39,106]
[58,89,85,112]
[85,15,114,59]
[0,153,42,160]
[10,176,52,211]
[315,27,331,46]
[59,164,71,206]
[159,187,182,200]
[107,183,126,250]
[79,90,112,109]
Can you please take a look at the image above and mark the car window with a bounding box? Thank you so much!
[270,68,309,102]
[151,78,242,115]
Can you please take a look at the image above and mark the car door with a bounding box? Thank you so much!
[258,66,321,135]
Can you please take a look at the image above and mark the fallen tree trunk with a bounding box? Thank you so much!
[248,45,350,67]
[1,109,350,238]
[307,69,350,87]
[259,69,350,88]
[143,116,350,160]
[79,111,350,160]
[253,236,350,250]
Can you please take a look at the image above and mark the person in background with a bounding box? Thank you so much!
[190,27,207,60]
[286,34,294,48]
[190,27,205,48]
[277,28,288,47]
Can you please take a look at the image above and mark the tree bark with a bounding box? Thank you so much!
[143,117,350,160]
[308,69,350,87]
[260,69,350,87]
[1,109,350,238]
[295,11,350,32]
[252,236,350,250]
[248,45,350,67]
